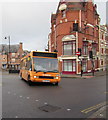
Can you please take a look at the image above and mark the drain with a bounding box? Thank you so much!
[39,104,61,112]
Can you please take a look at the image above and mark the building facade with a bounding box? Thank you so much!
[99,25,108,71]
[49,0,100,74]
[0,42,23,70]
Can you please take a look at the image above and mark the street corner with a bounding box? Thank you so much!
[87,105,107,120]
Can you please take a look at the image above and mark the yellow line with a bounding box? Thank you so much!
[81,101,106,114]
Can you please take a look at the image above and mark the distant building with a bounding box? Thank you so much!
[0,42,23,70]
[49,0,100,74]
[99,25,108,71]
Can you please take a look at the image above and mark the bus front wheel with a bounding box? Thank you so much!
[19,73,23,80]
[28,76,32,86]
[53,82,58,86]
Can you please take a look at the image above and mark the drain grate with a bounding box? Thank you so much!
[39,104,61,112]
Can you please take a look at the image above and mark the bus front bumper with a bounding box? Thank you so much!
[31,77,60,83]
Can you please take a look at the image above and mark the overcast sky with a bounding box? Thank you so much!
[0,0,107,51]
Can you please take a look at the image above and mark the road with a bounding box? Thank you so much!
[1,71,106,118]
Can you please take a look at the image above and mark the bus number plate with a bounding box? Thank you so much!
[43,80,50,82]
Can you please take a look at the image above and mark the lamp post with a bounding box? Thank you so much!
[5,36,11,69]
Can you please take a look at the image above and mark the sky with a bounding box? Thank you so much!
[0,0,107,51]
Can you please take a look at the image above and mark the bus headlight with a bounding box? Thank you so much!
[34,76,39,78]
[54,77,59,79]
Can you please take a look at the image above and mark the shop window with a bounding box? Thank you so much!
[63,41,76,55]
[82,59,87,72]
[63,60,76,72]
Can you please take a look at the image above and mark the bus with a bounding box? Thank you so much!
[19,51,60,85]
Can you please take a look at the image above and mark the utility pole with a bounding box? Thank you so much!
[77,48,83,77]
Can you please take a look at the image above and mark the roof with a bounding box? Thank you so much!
[0,44,20,53]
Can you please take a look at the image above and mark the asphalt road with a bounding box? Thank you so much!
[1,71,106,118]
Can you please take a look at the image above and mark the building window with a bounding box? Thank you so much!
[11,58,15,63]
[92,43,97,55]
[12,53,15,57]
[63,59,76,72]
[101,60,103,65]
[83,42,88,55]
[82,59,87,72]
[61,10,66,18]
[63,41,76,55]
[73,23,79,31]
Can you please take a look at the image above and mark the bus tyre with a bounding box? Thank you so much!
[19,74,23,80]
[28,76,32,86]
[53,82,58,86]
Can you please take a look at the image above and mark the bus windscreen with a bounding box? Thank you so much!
[33,57,58,73]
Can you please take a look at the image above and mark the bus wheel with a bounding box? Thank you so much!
[19,73,23,80]
[28,76,32,86]
[53,82,58,86]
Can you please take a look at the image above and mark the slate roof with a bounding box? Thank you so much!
[0,44,20,53]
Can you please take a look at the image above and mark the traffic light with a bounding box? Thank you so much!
[89,51,93,59]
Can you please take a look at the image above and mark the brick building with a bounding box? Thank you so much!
[0,42,23,70]
[49,0,100,74]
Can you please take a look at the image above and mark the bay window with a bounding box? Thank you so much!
[63,41,76,55]
[63,60,76,72]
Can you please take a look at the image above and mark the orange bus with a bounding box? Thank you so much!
[19,51,60,85]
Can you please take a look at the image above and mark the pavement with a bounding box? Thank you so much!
[87,105,107,120]
[61,70,107,79]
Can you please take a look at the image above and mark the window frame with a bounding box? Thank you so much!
[63,41,76,55]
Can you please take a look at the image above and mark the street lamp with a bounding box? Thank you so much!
[5,36,11,69]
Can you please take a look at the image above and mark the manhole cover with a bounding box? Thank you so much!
[39,104,61,112]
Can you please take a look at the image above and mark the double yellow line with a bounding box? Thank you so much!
[81,101,107,114]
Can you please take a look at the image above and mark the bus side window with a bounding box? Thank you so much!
[26,57,32,70]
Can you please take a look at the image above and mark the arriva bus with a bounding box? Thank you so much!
[19,51,60,85]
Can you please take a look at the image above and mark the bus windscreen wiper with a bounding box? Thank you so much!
[46,70,58,73]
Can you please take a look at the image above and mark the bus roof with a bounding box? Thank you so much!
[21,51,57,61]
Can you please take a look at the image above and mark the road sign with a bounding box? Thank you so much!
[76,52,81,56]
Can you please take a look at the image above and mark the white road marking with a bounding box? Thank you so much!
[67,109,71,111]
[20,96,22,98]
[8,91,10,94]
[44,102,48,105]
[27,97,30,99]
[15,116,18,118]
[35,100,39,102]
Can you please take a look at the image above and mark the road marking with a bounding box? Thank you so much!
[0,83,2,86]
[81,101,106,114]
[35,100,39,102]
[27,97,30,99]
[8,91,10,94]
[20,96,22,98]
[15,116,18,118]
[44,102,48,105]
[67,109,71,111]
